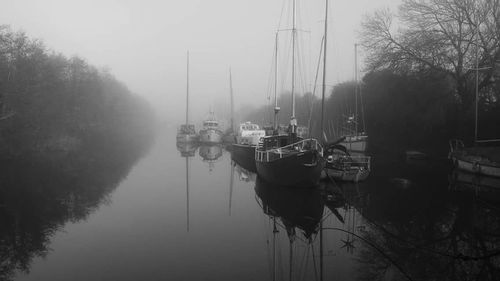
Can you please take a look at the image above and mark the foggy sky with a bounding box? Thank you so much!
[1,0,400,125]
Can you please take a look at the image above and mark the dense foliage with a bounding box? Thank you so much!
[0,25,156,158]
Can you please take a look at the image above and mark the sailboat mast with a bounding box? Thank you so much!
[186,157,189,232]
[186,51,190,125]
[291,0,297,125]
[474,19,479,145]
[320,0,328,142]
[229,68,235,133]
[274,32,280,132]
[354,43,359,135]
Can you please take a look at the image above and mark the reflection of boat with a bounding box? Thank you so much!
[255,3,324,187]
[323,144,371,182]
[233,160,256,182]
[199,144,223,171]
[199,110,223,144]
[255,176,324,240]
[176,141,198,157]
[231,122,266,173]
[176,51,198,143]
[339,44,368,152]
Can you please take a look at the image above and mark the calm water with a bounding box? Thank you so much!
[3,131,500,281]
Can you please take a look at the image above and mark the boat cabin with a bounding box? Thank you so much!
[178,124,196,134]
[203,120,219,130]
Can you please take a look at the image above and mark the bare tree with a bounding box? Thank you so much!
[361,0,500,110]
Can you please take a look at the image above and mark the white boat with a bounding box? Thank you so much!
[231,122,266,172]
[199,111,223,144]
[176,51,198,143]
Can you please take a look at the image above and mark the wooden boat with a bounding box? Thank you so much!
[322,144,371,182]
[198,110,223,144]
[231,121,266,173]
[256,135,324,187]
[176,51,198,143]
[255,0,324,188]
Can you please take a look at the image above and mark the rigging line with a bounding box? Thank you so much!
[277,0,287,30]
[308,35,324,137]
[322,227,415,281]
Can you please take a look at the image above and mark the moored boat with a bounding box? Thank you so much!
[176,51,198,143]
[449,140,500,178]
[199,111,223,144]
[231,122,266,172]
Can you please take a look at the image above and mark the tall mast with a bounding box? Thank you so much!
[474,17,479,145]
[290,0,297,128]
[186,157,189,232]
[229,68,235,133]
[320,0,328,142]
[354,43,359,135]
[274,32,280,132]
[186,51,190,125]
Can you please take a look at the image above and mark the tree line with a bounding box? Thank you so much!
[0,25,156,158]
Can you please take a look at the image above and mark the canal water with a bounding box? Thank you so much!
[4,131,500,281]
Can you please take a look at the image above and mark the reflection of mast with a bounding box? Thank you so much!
[186,157,190,232]
[272,217,278,281]
[229,161,235,216]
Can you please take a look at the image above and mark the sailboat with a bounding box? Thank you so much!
[223,69,237,144]
[339,44,368,152]
[448,23,500,178]
[255,0,325,188]
[176,51,199,143]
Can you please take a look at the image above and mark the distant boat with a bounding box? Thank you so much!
[199,110,223,144]
[339,44,368,152]
[255,0,324,188]
[176,51,198,143]
[231,121,266,172]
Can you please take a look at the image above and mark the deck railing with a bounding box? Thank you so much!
[255,138,323,162]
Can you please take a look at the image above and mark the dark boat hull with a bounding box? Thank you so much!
[256,150,325,188]
[231,144,257,173]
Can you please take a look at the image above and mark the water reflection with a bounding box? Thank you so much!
[199,145,223,171]
[0,135,153,281]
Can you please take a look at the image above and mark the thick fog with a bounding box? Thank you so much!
[0,0,400,126]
